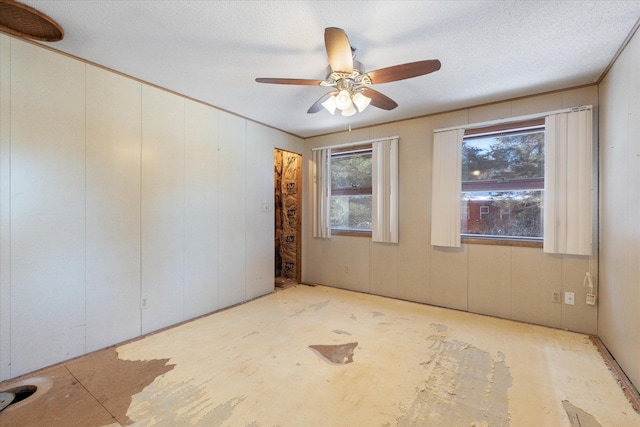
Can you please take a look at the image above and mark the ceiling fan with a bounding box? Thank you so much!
[255,27,441,117]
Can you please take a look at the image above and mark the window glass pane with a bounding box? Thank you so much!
[462,129,544,181]
[461,125,545,241]
[331,195,372,231]
[331,151,372,191]
[461,190,543,239]
[330,148,372,233]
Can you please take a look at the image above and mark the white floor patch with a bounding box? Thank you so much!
[108,285,640,426]
[397,323,511,426]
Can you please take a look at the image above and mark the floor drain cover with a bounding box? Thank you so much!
[0,391,15,412]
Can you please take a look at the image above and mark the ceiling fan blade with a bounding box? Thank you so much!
[362,88,398,110]
[307,92,336,114]
[367,60,441,84]
[324,27,353,73]
[255,78,323,86]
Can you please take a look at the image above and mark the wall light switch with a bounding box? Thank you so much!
[564,292,575,305]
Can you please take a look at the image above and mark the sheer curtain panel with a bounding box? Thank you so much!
[431,129,465,247]
[544,109,593,255]
[372,138,399,243]
[312,148,331,238]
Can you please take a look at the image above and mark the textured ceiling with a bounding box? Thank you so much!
[11,1,640,138]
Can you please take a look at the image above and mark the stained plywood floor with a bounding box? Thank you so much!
[1,284,638,426]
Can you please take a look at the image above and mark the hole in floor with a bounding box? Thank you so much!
[0,385,37,412]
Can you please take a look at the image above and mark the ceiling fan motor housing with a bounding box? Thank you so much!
[255,27,440,114]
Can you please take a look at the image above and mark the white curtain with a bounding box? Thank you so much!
[312,148,331,238]
[372,138,399,243]
[431,129,465,247]
[544,109,593,255]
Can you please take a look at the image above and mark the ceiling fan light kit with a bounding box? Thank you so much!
[335,89,353,110]
[352,92,371,112]
[255,27,441,117]
[321,89,371,116]
[320,96,337,115]
[341,101,357,117]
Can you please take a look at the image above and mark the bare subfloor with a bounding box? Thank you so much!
[1,285,638,426]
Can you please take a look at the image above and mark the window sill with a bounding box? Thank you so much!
[331,230,372,238]
[461,237,543,248]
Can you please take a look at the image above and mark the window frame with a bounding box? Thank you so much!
[330,144,373,237]
[460,119,545,248]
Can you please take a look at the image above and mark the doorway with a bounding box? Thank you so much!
[274,149,302,286]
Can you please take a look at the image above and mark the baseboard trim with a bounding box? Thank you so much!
[590,336,640,414]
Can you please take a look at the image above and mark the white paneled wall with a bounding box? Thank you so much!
[396,118,431,303]
[9,40,87,375]
[0,35,302,380]
[246,123,279,301]
[303,86,599,336]
[467,245,511,319]
[141,85,186,334]
[184,100,220,319]
[217,114,247,307]
[85,65,142,352]
[0,33,12,380]
[599,27,640,389]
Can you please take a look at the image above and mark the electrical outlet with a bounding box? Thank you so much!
[564,292,575,305]
[141,297,149,310]
[553,292,561,303]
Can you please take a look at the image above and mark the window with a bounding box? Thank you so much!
[330,145,372,233]
[461,120,545,241]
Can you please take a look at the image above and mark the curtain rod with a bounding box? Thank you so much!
[311,135,399,152]
[434,105,592,134]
